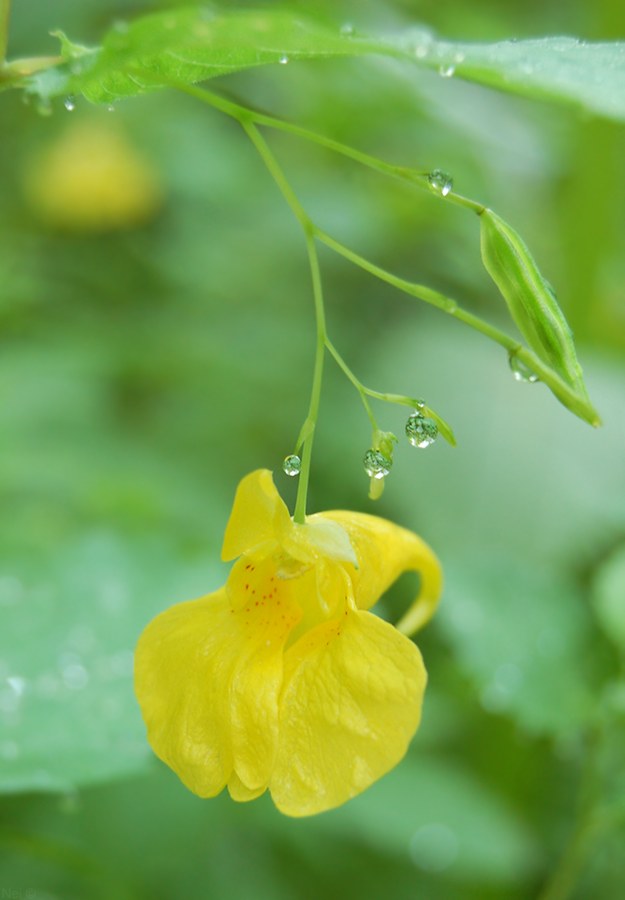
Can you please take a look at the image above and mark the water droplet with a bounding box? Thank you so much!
[64,96,76,111]
[363,449,392,480]
[439,64,455,77]
[340,23,354,36]
[279,55,289,64]
[427,168,453,196]
[406,412,438,448]
[509,352,539,383]
[413,398,426,409]
[415,43,430,59]
[453,51,466,64]
[410,824,458,873]
[107,104,115,112]
[283,455,301,477]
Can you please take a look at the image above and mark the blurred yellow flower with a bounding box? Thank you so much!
[23,118,162,232]
[135,469,441,817]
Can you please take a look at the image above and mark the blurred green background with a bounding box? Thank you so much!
[2,0,625,898]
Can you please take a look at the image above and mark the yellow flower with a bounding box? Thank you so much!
[23,119,162,232]
[134,469,441,817]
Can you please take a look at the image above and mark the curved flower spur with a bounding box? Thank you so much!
[134,469,441,817]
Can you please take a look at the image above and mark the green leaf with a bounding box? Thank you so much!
[24,7,625,124]
[0,533,223,794]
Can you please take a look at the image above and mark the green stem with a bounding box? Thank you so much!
[240,119,325,523]
[325,337,378,430]
[240,118,310,229]
[293,232,326,523]
[313,227,599,427]
[175,83,483,214]
[182,83,594,422]
[0,0,11,67]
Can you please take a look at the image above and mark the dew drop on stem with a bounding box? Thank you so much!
[363,449,392,479]
[283,455,301,476]
[406,411,438,448]
[509,352,539,383]
[427,168,453,196]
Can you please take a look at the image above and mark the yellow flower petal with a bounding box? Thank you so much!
[320,511,442,635]
[285,517,358,568]
[134,584,301,797]
[228,771,268,803]
[270,610,427,817]
[221,470,292,561]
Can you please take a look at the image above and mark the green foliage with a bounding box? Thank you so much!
[1,0,625,898]
[0,533,223,793]
[19,5,625,126]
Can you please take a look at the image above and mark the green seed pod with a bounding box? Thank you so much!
[479,207,588,399]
